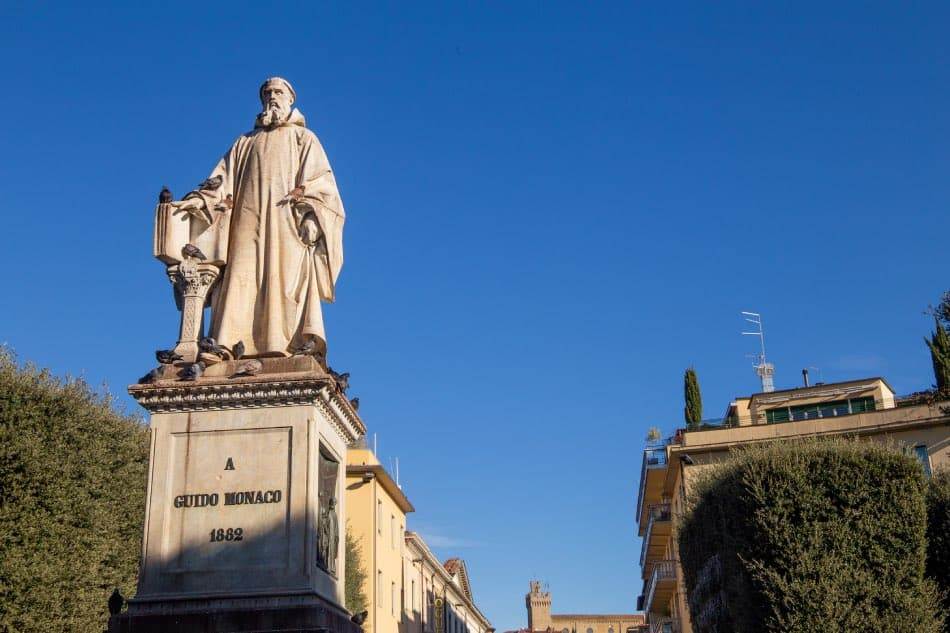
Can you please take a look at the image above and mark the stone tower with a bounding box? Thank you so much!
[526,580,552,631]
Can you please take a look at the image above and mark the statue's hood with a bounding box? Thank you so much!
[255,107,307,130]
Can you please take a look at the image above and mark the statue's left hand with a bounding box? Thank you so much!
[300,215,323,246]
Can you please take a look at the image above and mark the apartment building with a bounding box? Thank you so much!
[346,446,415,633]
[635,376,950,633]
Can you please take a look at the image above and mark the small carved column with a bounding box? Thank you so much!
[166,258,220,363]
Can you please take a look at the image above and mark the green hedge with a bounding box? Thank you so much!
[928,469,950,632]
[0,350,149,632]
[678,439,944,633]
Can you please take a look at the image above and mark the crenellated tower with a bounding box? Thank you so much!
[526,580,552,631]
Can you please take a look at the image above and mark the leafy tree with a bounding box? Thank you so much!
[927,469,950,632]
[344,523,368,614]
[678,439,944,633]
[0,349,149,632]
[684,367,703,431]
[926,317,950,394]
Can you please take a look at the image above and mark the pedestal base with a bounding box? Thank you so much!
[119,358,366,633]
[109,597,361,633]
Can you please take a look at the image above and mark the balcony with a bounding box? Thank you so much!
[639,503,672,568]
[636,446,669,529]
[643,559,677,615]
[649,619,680,633]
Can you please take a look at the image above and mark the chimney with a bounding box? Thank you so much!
[802,368,810,387]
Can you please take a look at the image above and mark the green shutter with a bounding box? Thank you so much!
[766,408,790,423]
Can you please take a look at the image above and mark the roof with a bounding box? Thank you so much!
[346,464,415,513]
[443,557,474,602]
[748,376,895,401]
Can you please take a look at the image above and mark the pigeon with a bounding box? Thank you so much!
[230,359,263,378]
[349,397,360,411]
[108,588,124,616]
[214,194,234,211]
[181,362,205,381]
[351,610,368,626]
[156,349,183,364]
[199,337,227,357]
[198,175,223,191]
[231,340,245,360]
[291,339,316,356]
[328,368,350,393]
[139,367,161,384]
[182,243,207,260]
[159,186,173,204]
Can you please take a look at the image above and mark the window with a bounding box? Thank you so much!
[391,515,396,549]
[587,628,594,633]
[412,579,416,612]
[377,571,382,608]
[915,445,933,477]
[765,396,877,424]
[608,628,615,633]
[392,581,397,616]
[377,501,382,534]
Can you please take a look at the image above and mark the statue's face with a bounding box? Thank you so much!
[261,84,293,119]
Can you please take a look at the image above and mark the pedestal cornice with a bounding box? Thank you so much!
[129,372,366,444]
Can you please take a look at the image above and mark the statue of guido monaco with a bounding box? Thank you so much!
[170,76,344,360]
[115,78,365,633]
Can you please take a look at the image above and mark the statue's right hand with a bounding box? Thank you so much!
[170,199,212,224]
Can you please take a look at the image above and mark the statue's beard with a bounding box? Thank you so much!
[257,103,289,128]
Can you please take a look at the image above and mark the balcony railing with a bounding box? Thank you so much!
[639,503,672,567]
[636,445,670,519]
[649,619,680,633]
[643,560,677,615]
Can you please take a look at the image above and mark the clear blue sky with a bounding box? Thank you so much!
[2,2,949,629]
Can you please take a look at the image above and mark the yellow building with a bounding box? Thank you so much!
[347,447,493,633]
[347,446,415,633]
[518,581,646,633]
[636,376,950,633]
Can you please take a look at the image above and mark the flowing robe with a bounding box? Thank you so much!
[187,109,344,357]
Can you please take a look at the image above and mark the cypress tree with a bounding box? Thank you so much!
[925,317,950,394]
[684,366,703,430]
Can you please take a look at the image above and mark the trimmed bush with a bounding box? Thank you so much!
[0,350,149,632]
[678,439,944,633]
[927,469,950,631]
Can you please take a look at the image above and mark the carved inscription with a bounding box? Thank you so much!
[166,427,291,572]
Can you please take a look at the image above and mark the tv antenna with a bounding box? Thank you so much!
[741,311,775,392]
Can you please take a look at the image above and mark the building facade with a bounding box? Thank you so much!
[636,376,950,632]
[516,581,646,633]
[346,446,415,633]
[403,532,493,633]
[346,446,493,633]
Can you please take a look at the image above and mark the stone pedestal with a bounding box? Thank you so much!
[111,357,365,633]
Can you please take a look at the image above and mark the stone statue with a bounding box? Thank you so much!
[318,496,340,575]
[162,77,345,360]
